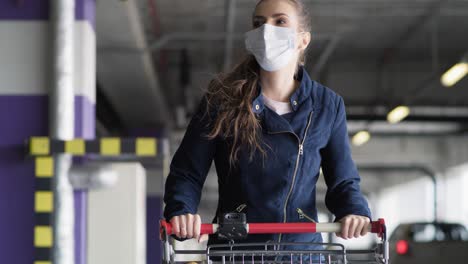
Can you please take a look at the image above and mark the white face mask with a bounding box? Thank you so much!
[245,24,297,72]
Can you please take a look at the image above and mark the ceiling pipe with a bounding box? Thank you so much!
[348,121,465,137]
[358,164,438,222]
[49,0,75,263]
[151,32,241,51]
[147,0,162,37]
[346,105,468,122]
[223,0,237,72]
[149,32,330,52]
[69,165,118,190]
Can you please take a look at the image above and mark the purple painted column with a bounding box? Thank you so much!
[0,96,48,264]
[0,0,96,263]
[147,196,163,264]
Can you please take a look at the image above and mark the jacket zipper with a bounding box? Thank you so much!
[296,208,316,223]
[235,204,247,213]
[268,112,313,244]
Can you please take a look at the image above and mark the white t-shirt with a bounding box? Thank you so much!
[262,94,293,115]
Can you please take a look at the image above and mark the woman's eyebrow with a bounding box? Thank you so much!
[253,13,289,19]
[272,13,289,18]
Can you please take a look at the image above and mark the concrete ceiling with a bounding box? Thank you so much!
[142,0,468,116]
[96,0,468,128]
[152,0,468,58]
[96,0,171,129]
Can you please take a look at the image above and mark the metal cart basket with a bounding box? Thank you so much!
[160,214,388,264]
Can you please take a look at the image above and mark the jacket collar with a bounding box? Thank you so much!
[251,66,314,114]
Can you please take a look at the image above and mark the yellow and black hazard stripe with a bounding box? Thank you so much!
[34,156,54,264]
[29,137,158,157]
[29,136,158,263]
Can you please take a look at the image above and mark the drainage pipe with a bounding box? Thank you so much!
[50,0,76,263]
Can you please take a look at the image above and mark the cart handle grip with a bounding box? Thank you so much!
[160,218,386,238]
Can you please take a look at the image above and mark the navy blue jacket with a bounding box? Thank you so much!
[163,67,371,246]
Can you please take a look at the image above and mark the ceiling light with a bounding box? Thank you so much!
[387,106,411,124]
[441,62,468,87]
[352,130,371,146]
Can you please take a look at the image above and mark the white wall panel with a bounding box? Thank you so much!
[0,21,95,103]
[88,163,146,264]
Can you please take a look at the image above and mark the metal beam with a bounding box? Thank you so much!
[311,35,342,80]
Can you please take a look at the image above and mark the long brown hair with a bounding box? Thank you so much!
[205,0,312,166]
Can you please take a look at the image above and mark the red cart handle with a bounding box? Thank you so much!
[160,218,386,238]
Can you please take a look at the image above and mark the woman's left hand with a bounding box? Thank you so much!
[336,214,370,239]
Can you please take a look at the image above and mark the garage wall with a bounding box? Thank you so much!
[440,164,468,227]
[374,177,435,234]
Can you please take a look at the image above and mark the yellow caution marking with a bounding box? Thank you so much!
[35,226,53,247]
[65,139,85,155]
[35,191,53,212]
[30,137,50,155]
[136,138,157,156]
[100,138,121,156]
[35,157,54,177]
[34,262,52,264]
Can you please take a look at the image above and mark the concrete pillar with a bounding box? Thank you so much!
[0,1,95,263]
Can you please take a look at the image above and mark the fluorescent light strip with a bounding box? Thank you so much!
[352,131,371,146]
[441,62,468,87]
[387,106,410,124]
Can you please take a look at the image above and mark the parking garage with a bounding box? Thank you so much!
[1,0,468,264]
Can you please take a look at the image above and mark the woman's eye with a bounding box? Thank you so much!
[253,21,263,28]
[276,19,287,26]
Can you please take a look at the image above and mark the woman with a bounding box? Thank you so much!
[164,0,371,247]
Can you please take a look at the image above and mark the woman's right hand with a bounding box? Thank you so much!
[169,213,209,242]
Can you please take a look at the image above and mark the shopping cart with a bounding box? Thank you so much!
[160,213,389,264]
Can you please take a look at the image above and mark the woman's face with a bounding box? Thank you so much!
[252,0,311,61]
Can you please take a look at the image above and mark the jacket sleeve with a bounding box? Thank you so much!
[320,96,371,221]
[163,96,217,220]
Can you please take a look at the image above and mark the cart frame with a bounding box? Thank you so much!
[160,216,389,264]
